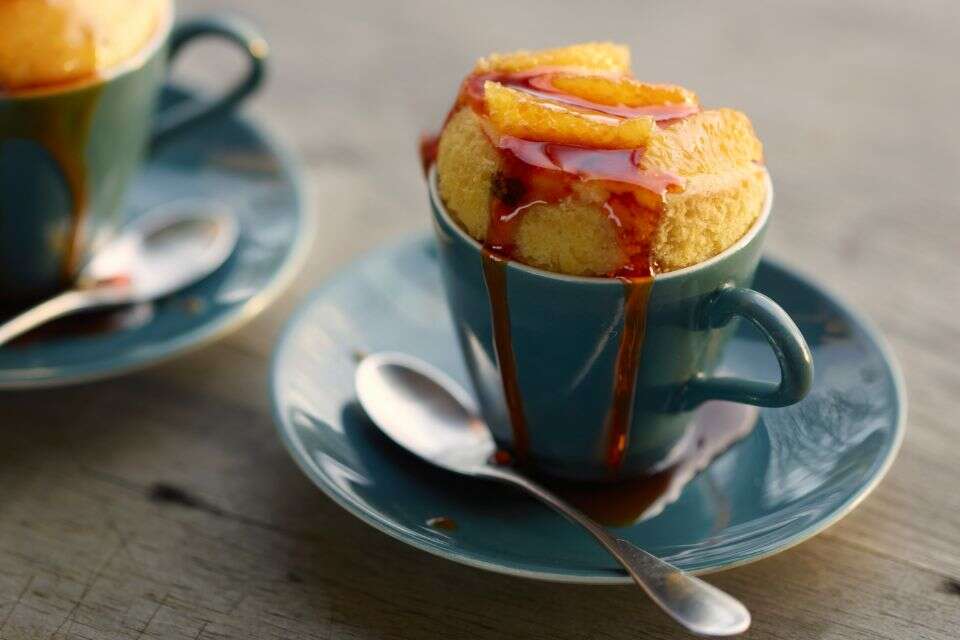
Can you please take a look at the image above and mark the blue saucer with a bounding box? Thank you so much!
[0,87,313,389]
[270,235,905,582]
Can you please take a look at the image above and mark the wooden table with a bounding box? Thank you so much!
[3,1,958,637]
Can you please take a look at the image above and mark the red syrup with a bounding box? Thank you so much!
[425,516,458,531]
[479,132,680,469]
[542,403,759,526]
[418,133,440,177]
[423,67,693,470]
[462,68,700,123]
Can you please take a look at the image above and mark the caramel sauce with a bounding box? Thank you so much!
[418,133,440,177]
[474,70,684,469]
[544,403,758,526]
[481,251,530,460]
[0,85,103,287]
[425,67,693,471]
[603,278,653,469]
[425,516,458,532]
[544,465,672,527]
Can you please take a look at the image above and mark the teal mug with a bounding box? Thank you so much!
[0,10,267,303]
[430,169,813,482]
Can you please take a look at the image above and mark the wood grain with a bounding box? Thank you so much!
[3,0,958,637]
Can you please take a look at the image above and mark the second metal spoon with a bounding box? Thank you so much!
[355,351,750,637]
[0,199,239,346]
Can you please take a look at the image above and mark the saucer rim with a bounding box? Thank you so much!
[270,235,906,583]
[0,87,317,390]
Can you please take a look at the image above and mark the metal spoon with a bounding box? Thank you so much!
[0,199,239,346]
[355,352,750,637]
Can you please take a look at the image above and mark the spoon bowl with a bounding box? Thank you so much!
[0,199,240,346]
[356,352,496,474]
[83,199,239,300]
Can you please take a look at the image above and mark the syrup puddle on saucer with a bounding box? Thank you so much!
[538,402,757,526]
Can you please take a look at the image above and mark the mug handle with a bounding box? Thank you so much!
[678,286,813,409]
[151,14,268,150]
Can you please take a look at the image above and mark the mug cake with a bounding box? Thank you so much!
[0,0,170,93]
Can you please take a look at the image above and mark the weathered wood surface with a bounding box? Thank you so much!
[2,0,959,637]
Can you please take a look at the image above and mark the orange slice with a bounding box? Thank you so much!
[483,82,655,148]
[547,75,698,108]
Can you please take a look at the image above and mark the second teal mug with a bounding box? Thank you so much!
[0,8,267,303]
[430,169,813,482]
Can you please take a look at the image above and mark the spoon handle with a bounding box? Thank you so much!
[0,288,124,347]
[476,464,750,636]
